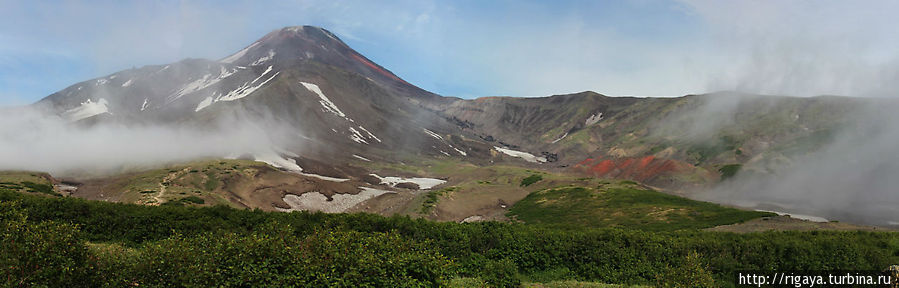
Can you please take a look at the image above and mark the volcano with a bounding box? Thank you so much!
[22,26,888,224]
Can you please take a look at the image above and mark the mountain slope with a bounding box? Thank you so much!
[32,26,472,165]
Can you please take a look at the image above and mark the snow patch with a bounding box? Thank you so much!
[551,132,569,144]
[423,128,443,140]
[276,187,393,213]
[221,41,260,64]
[250,49,275,66]
[109,75,117,80]
[301,173,350,182]
[300,81,353,121]
[461,215,485,223]
[494,146,547,163]
[249,152,302,172]
[140,98,149,111]
[369,174,446,190]
[440,151,450,156]
[585,113,603,126]
[218,65,236,78]
[452,146,467,156]
[755,210,829,222]
[352,154,371,162]
[168,66,239,103]
[62,98,109,121]
[357,126,381,143]
[247,152,350,182]
[348,127,368,144]
[195,96,213,112]
[96,78,108,86]
[214,66,279,102]
[323,30,338,41]
[122,79,133,87]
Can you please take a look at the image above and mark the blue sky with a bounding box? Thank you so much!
[1,0,898,105]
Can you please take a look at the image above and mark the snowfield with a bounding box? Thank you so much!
[348,127,368,144]
[63,98,110,121]
[248,152,302,172]
[423,128,443,140]
[276,187,393,213]
[551,132,569,144]
[217,66,279,102]
[300,173,350,182]
[357,126,381,143]
[244,152,350,182]
[755,210,829,223]
[250,49,275,66]
[195,97,213,112]
[369,173,446,190]
[585,113,603,126]
[169,66,238,103]
[195,66,280,111]
[494,146,547,163]
[300,81,352,121]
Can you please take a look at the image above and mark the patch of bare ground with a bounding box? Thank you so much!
[345,187,417,215]
[62,160,373,212]
[706,215,894,233]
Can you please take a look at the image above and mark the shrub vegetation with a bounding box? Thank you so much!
[0,189,896,287]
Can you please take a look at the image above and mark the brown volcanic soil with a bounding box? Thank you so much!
[65,159,370,211]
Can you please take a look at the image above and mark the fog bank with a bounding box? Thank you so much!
[0,107,292,177]
[692,96,899,226]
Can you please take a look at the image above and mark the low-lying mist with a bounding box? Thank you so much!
[686,95,899,226]
[0,107,295,178]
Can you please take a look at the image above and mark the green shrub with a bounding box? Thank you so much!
[0,201,97,287]
[127,228,452,287]
[181,196,205,204]
[21,181,57,196]
[0,189,897,287]
[203,171,219,191]
[655,251,716,288]
[483,258,521,288]
[421,187,457,214]
[520,174,543,187]
[162,196,206,206]
[718,164,742,180]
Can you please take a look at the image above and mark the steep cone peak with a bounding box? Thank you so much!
[220,25,351,65]
[259,26,345,45]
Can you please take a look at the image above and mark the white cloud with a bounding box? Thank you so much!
[0,106,294,177]
[679,0,899,97]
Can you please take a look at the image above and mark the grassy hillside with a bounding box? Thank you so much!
[508,181,772,231]
[2,189,898,287]
[72,159,281,207]
[0,171,57,196]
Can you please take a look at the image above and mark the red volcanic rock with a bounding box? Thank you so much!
[574,155,702,185]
